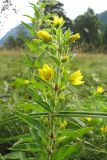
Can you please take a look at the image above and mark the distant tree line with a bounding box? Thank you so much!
[2,0,107,52]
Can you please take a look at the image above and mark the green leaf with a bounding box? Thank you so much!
[60,127,93,138]
[0,154,5,160]
[51,143,82,160]
[26,41,39,53]
[30,127,42,144]
[9,143,41,152]
[63,29,71,45]
[29,3,40,18]
[16,112,47,137]
[56,27,63,42]
[58,127,93,147]
[21,22,35,35]
[28,87,52,112]
[35,100,52,112]
[49,55,61,67]
[28,87,42,100]
[34,76,52,89]
[4,152,26,160]
[23,15,35,23]
[0,134,30,144]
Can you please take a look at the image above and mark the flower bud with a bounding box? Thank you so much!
[61,55,69,63]
[58,94,65,102]
[24,80,30,85]
[37,30,52,42]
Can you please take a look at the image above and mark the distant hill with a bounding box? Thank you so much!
[0,24,30,46]
[0,10,107,45]
[97,10,107,25]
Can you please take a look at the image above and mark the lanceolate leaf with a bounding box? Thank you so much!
[9,143,43,153]
[34,76,52,89]
[0,154,5,160]
[49,55,61,67]
[59,127,93,138]
[51,143,82,160]
[0,134,30,144]
[15,112,47,137]
[58,127,93,147]
[4,152,26,160]
[34,100,52,112]
[63,28,70,45]
[28,87,52,112]
[21,22,35,35]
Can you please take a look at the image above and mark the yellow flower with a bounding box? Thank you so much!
[97,86,104,94]
[53,15,64,26]
[69,70,84,86]
[38,64,54,81]
[86,117,92,122]
[69,33,80,42]
[101,126,107,133]
[37,30,52,42]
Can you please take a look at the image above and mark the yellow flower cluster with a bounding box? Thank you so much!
[69,70,84,86]
[97,86,104,94]
[37,30,52,42]
[52,15,64,26]
[69,33,80,42]
[38,64,54,81]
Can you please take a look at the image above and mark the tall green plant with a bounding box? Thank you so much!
[1,1,107,160]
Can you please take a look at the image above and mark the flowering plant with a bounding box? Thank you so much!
[1,1,107,160]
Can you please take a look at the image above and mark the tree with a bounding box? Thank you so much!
[102,25,107,49]
[4,36,16,49]
[74,8,102,48]
[40,0,73,30]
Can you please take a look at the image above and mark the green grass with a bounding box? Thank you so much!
[0,50,107,93]
[0,49,24,93]
[72,53,107,86]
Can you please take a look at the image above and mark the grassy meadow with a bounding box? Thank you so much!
[0,50,24,93]
[0,50,107,89]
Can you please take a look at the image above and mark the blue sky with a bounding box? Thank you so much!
[0,0,107,38]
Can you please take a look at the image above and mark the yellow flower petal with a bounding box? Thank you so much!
[53,15,64,26]
[97,86,104,94]
[38,64,54,81]
[69,33,80,42]
[69,70,84,86]
[101,126,107,133]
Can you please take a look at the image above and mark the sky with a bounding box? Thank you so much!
[0,0,107,39]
